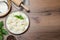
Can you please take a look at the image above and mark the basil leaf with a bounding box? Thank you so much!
[0,29,1,32]
[0,21,4,29]
[0,34,3,40]
[1,29,8,35]
[15,15,24,20]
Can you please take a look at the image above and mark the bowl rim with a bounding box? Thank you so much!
[5,11,30,35]
[0,0,12,17]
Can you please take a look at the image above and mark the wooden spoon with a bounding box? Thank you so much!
[12,0,30,12]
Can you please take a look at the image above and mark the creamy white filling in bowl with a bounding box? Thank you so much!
[6,11,29,34]
[0,1,8,13]
[0,0,11,17]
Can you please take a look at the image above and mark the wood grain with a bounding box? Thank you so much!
[0,0,60,40]
[30,0,60,13]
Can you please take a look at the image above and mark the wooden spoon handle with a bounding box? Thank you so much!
[12,0,23,6]
[21,4,30,11]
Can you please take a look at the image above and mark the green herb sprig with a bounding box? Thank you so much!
[15,15,24,20]
[0,21,8,40]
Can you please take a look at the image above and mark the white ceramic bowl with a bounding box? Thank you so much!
[0,0,11,17]
[6,11,29,34]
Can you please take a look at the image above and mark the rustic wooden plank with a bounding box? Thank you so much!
[19,13,60,40]
[30,0,60,12]
[0,0,60,40]
[26,12,60,32]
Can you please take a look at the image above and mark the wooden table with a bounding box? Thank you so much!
[1,0,60,40]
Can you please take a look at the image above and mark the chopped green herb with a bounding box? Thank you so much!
[1,29,8,35]
[15,15,24,20]
[0,29,2,32]
[0,21,4,29]
[0,21,8,40]
[0,34,3,40]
